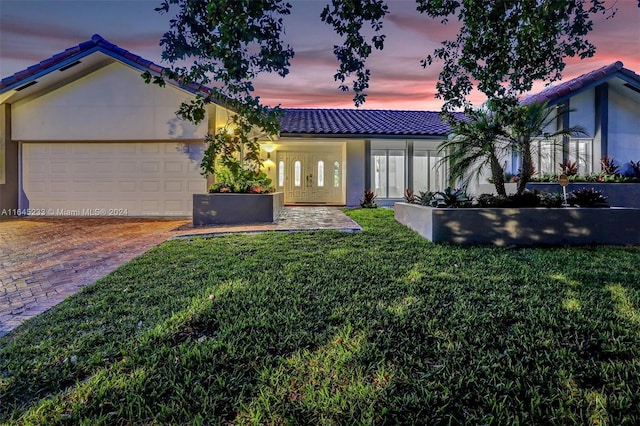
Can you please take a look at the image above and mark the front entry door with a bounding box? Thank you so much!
[279,151,343,204]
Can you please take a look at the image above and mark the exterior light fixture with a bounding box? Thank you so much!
[261,143,275,153]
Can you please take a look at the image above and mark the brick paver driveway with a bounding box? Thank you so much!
[0,217,188,336]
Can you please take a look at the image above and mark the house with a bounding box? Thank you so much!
[1,35,639,216]
[0,34,455,216]
[518,61,640,177]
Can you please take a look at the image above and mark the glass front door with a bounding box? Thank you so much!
[278,150,343,204]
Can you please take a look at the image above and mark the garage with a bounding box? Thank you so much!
[21,142,206,217]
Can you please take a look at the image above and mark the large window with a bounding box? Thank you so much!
[372,149,405,198]
[568,138,593,174]
[532,138,593,175]
[413,149,444,193]
[532,138,560,175]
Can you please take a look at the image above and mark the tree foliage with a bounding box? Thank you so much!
[149,0,617,179]
[320,0,389,106]
[147,0,294,178]
[417,0,616,112]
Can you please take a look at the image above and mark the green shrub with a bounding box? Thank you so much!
[538,191,565,207]
[431,187,471,208]
[416,191,435,206]
[508,191,540,207]
[475,193,511,207]
[568,187,609,207]
[209,167,274,193]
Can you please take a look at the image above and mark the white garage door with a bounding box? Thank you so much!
[22,142,206,217]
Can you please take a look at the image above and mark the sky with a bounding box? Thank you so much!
[1,0,639,111]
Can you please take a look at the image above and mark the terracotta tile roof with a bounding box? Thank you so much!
[279,108,462,136]
[0,34,211,96]
[523,61,640,105]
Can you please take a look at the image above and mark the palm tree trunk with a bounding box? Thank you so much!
[517,142,533,195]
[490,154,506,196]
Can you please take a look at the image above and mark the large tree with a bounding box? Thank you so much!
[151,0,617,177]
[147,0,296,180]
[416,0,616,113]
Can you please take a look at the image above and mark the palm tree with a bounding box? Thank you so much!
[505,102,587,195]
[438,107,510,196]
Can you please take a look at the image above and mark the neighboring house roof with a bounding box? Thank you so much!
[0,34,212,98]
[523,61,640,106]
[280,108,463,137]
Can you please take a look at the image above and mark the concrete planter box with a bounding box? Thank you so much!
[527,183,640,208]
[193,192,284,226]
[394,202,640,246]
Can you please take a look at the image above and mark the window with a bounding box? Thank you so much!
[372,149,405,198]
[294,161,301,187]
[317,161,324,187]
[532,138,593,175]
[333,161,340,187]
[278,160,285,187]
[413,150,443,192]
[569,138,593,174]
[532,138,559,175]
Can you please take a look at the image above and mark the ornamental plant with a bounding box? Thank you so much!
[430,187,472,208]
[568,188,609,207]
[208,167,274,194]
[360,189,378,208]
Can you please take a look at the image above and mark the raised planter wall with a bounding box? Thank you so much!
[527,183,640,208]
[394,202,640,246]
[193,192,284,226]
[476,182,640,208]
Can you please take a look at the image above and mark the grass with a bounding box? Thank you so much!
[1,209,640,425]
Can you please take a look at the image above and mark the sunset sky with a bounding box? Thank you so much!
[1,0,639,111]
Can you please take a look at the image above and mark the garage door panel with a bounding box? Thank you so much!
[119,162,138,173]
[22,142,205,216]
[164,181,183,192]
[118,181,137,192]
[142,162,161,173]
[94,161,115,173]
[51,145,71,155]
[188,180,205,192]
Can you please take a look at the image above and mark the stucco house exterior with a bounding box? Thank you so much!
[517,61,640,177]
[0,35,455,216]
[1,35,639,216]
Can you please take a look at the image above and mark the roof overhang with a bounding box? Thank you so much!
[546,72,640,106]
[0,45,207,105]
[279,133,446,139]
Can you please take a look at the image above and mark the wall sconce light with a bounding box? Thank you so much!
[264,158,275,171]
[261,143,276,171]
[261,143,276,153]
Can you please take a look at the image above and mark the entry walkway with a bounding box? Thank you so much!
[0,207,360,336]
[174,206,362,237]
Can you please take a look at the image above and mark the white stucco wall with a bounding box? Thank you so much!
[346,139,365,206]
[569,89,596,137]
[12,62,208,141]
[608,84,640,162]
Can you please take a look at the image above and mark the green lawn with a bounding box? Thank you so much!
[1,209,640,425]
